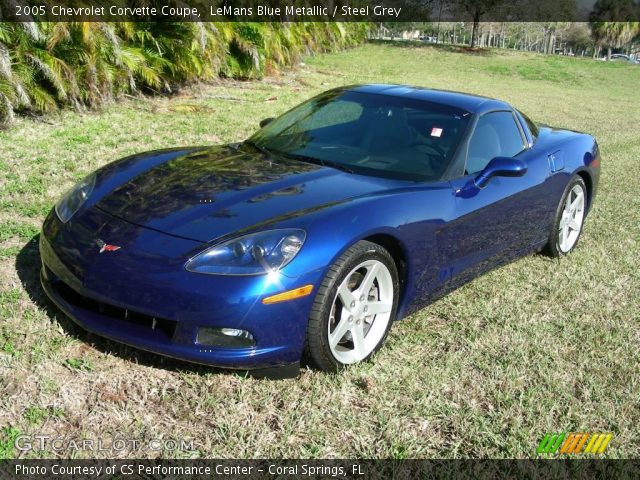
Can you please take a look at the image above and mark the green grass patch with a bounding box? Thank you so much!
[64,358,94,372]
[0,220,40,242]
[0,41,638,459]
[0,427,21,460]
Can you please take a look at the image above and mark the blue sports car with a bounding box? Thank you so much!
[40,85,600,376]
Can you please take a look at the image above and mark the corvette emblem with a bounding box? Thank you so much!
[96,239,121,253]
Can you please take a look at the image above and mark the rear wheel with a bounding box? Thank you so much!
[306,241,399,372]
[545,175,587,257]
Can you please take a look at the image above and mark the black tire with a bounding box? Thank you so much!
[544,175,587,257]
[305,240,399,372]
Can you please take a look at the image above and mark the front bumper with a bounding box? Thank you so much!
[39,210,321,372]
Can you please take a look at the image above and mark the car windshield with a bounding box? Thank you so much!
[249,90,472,181]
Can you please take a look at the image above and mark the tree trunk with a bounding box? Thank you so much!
[470,15,479,48]
[545,34,554,55]
[607,47,612,60]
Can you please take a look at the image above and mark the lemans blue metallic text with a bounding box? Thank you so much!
[40,85,600,375]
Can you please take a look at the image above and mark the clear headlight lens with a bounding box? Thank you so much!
[185,229,306,275]
[54,173,96,223]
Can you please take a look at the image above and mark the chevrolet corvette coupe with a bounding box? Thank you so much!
[40,85,600,375]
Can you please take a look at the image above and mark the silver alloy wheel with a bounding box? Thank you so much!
[328,259,394,364]
[558,184,585,253]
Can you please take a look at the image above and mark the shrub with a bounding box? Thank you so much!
[0,22,370,124]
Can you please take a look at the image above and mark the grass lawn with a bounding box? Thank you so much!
[0,40,638,459]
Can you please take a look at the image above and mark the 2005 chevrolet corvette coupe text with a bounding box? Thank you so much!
[40,85,600,375]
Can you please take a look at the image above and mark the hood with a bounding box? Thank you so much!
[95,145,395,242]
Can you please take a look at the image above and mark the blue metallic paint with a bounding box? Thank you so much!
[473,157,527,188]
[40,85,600,372]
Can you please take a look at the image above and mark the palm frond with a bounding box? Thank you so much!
[0,20,371,122]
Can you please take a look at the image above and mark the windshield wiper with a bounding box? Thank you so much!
[243,139,273,157]
[243,141,354,174]
[280,152,354,174]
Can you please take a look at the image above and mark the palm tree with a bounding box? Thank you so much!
[0,21,370,125]
[590,21,640,59]
[589,0,640,59]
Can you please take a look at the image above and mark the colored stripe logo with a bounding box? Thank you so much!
[537,433,612,455]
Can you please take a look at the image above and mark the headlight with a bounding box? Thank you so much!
[54,173,96,223]
[185,229,306,275]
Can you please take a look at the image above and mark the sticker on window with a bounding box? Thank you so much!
[430,127,443,137]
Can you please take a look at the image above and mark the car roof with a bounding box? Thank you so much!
[342,84,511,115]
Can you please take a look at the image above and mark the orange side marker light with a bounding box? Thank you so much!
[262,285,314,305]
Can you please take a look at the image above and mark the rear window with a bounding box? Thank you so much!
[518,110,539,140]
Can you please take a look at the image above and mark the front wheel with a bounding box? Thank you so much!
[545,175,587,257]
[305,241,399,372]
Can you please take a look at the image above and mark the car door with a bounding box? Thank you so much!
[438,110,548,284]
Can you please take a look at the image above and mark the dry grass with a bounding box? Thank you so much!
[0,41,638,459]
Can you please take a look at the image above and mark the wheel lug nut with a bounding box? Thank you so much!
[350,301,356,308]
[363,306,368,312]
[348,315,353,323]
[359,295,365,301]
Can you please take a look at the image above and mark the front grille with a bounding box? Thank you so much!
[51,276,177,340]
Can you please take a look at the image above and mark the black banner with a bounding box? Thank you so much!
[1,460,640,480]
[0,0,639,22]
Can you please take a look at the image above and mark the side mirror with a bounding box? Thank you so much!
[259,117,274,128]
[474,157,527,188]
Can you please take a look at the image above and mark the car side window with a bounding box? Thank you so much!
[466,111,526,174]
